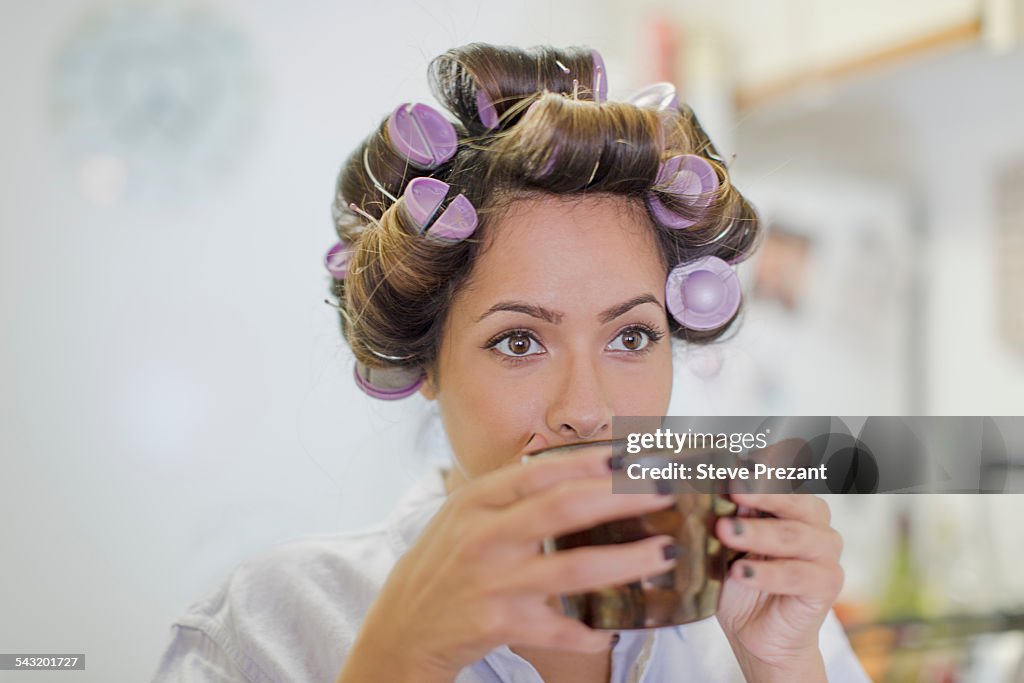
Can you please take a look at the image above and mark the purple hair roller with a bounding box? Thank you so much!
[386,103,457,168]
[402,176,449,231]
[353,362,424,400]
[324,241,353,280]
[401,176,478,242]
[665,255,741,331]
[476,88,499,130]
[625,82,678,111]
[590,49,608,102]
[427,193,478,242]
[647,154,720,229]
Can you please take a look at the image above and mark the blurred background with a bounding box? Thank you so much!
[2,0,1023,681]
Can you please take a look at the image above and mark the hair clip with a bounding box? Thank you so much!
[353,361,424,400]
[324,240,353,280]
[647,154,720,229]
[386,103,458,168]
[665,255,741,331]
[625,82,678,111]
[401,176,478,242]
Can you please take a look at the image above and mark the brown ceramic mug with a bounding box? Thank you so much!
[523,439,749,630]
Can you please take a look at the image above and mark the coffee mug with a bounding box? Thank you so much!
[524,439,750,630]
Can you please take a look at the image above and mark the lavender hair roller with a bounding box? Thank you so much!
[353,361,424,400]
[647,154,720,229]
[401,176,479,242]
[324,241,353,280]
[476,88,499,130]
[625,82,678,111]
[590,49,608,102]
[386,103,457,168]
[665,255,741,331]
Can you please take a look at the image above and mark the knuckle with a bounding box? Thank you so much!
[558,555,595,587]
[519,464,550,492]
[544,490,580,526]
[463,563,500,597]
[776,521,801,549]
[470,603,507,642]
[451,527,489,564]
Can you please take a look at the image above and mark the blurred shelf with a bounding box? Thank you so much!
[734,17,983,113]
[846,610,1024,651]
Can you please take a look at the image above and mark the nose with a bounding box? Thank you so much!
[545,352,613,441]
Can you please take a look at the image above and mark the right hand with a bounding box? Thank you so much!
[340,444,679,682]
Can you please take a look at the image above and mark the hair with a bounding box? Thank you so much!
[329,43,761,385]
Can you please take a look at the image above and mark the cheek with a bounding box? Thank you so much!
[440,361,543,476]
[611,348,674,414]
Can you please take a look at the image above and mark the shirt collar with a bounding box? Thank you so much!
[386,463,449,557]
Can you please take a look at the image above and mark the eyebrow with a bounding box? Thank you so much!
[474,293,661,325]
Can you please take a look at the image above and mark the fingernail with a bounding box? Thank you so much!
[607,454,626,471]
[662,542,682,561]
[610,633,620,647]
[742,563,755,579]
[731,518,744,535]
[655,479,674,495]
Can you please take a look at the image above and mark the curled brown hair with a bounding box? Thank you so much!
[329,43,761,383]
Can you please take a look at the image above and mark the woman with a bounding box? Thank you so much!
[153,43,870,683]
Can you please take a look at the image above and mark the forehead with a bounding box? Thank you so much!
[469,194,665,297]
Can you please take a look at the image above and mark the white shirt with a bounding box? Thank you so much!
[151,464,872,683]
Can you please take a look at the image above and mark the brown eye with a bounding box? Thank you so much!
[489,330,545,359]
[621,330,643,350]
[508,333,531,355]
[608,326,657,353]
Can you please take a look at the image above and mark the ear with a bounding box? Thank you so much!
[419,368,437,401]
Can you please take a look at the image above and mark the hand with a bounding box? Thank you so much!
[338,445,679,683]
[714,491,844,679]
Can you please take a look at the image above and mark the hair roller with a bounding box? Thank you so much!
[324,240,353,280]
[647,154,720,229]
[589,48,608,102]
[335,102,458,222]
[429,44,609,136]
[400,176,479,243]
[665,256,741,331]
[353,361,424,400]
[626,81,679,112]
[385,102,458,168]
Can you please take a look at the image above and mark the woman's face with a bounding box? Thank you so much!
[421,193,674,487]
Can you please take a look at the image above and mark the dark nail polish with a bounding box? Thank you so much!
[742,564,755,579]
[607,454,626,471]
[655,479,674,495]
[731,518,744,535]
[610,633,620,647]
[662,543,681,560]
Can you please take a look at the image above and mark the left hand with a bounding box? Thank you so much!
[714,490,845,672]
